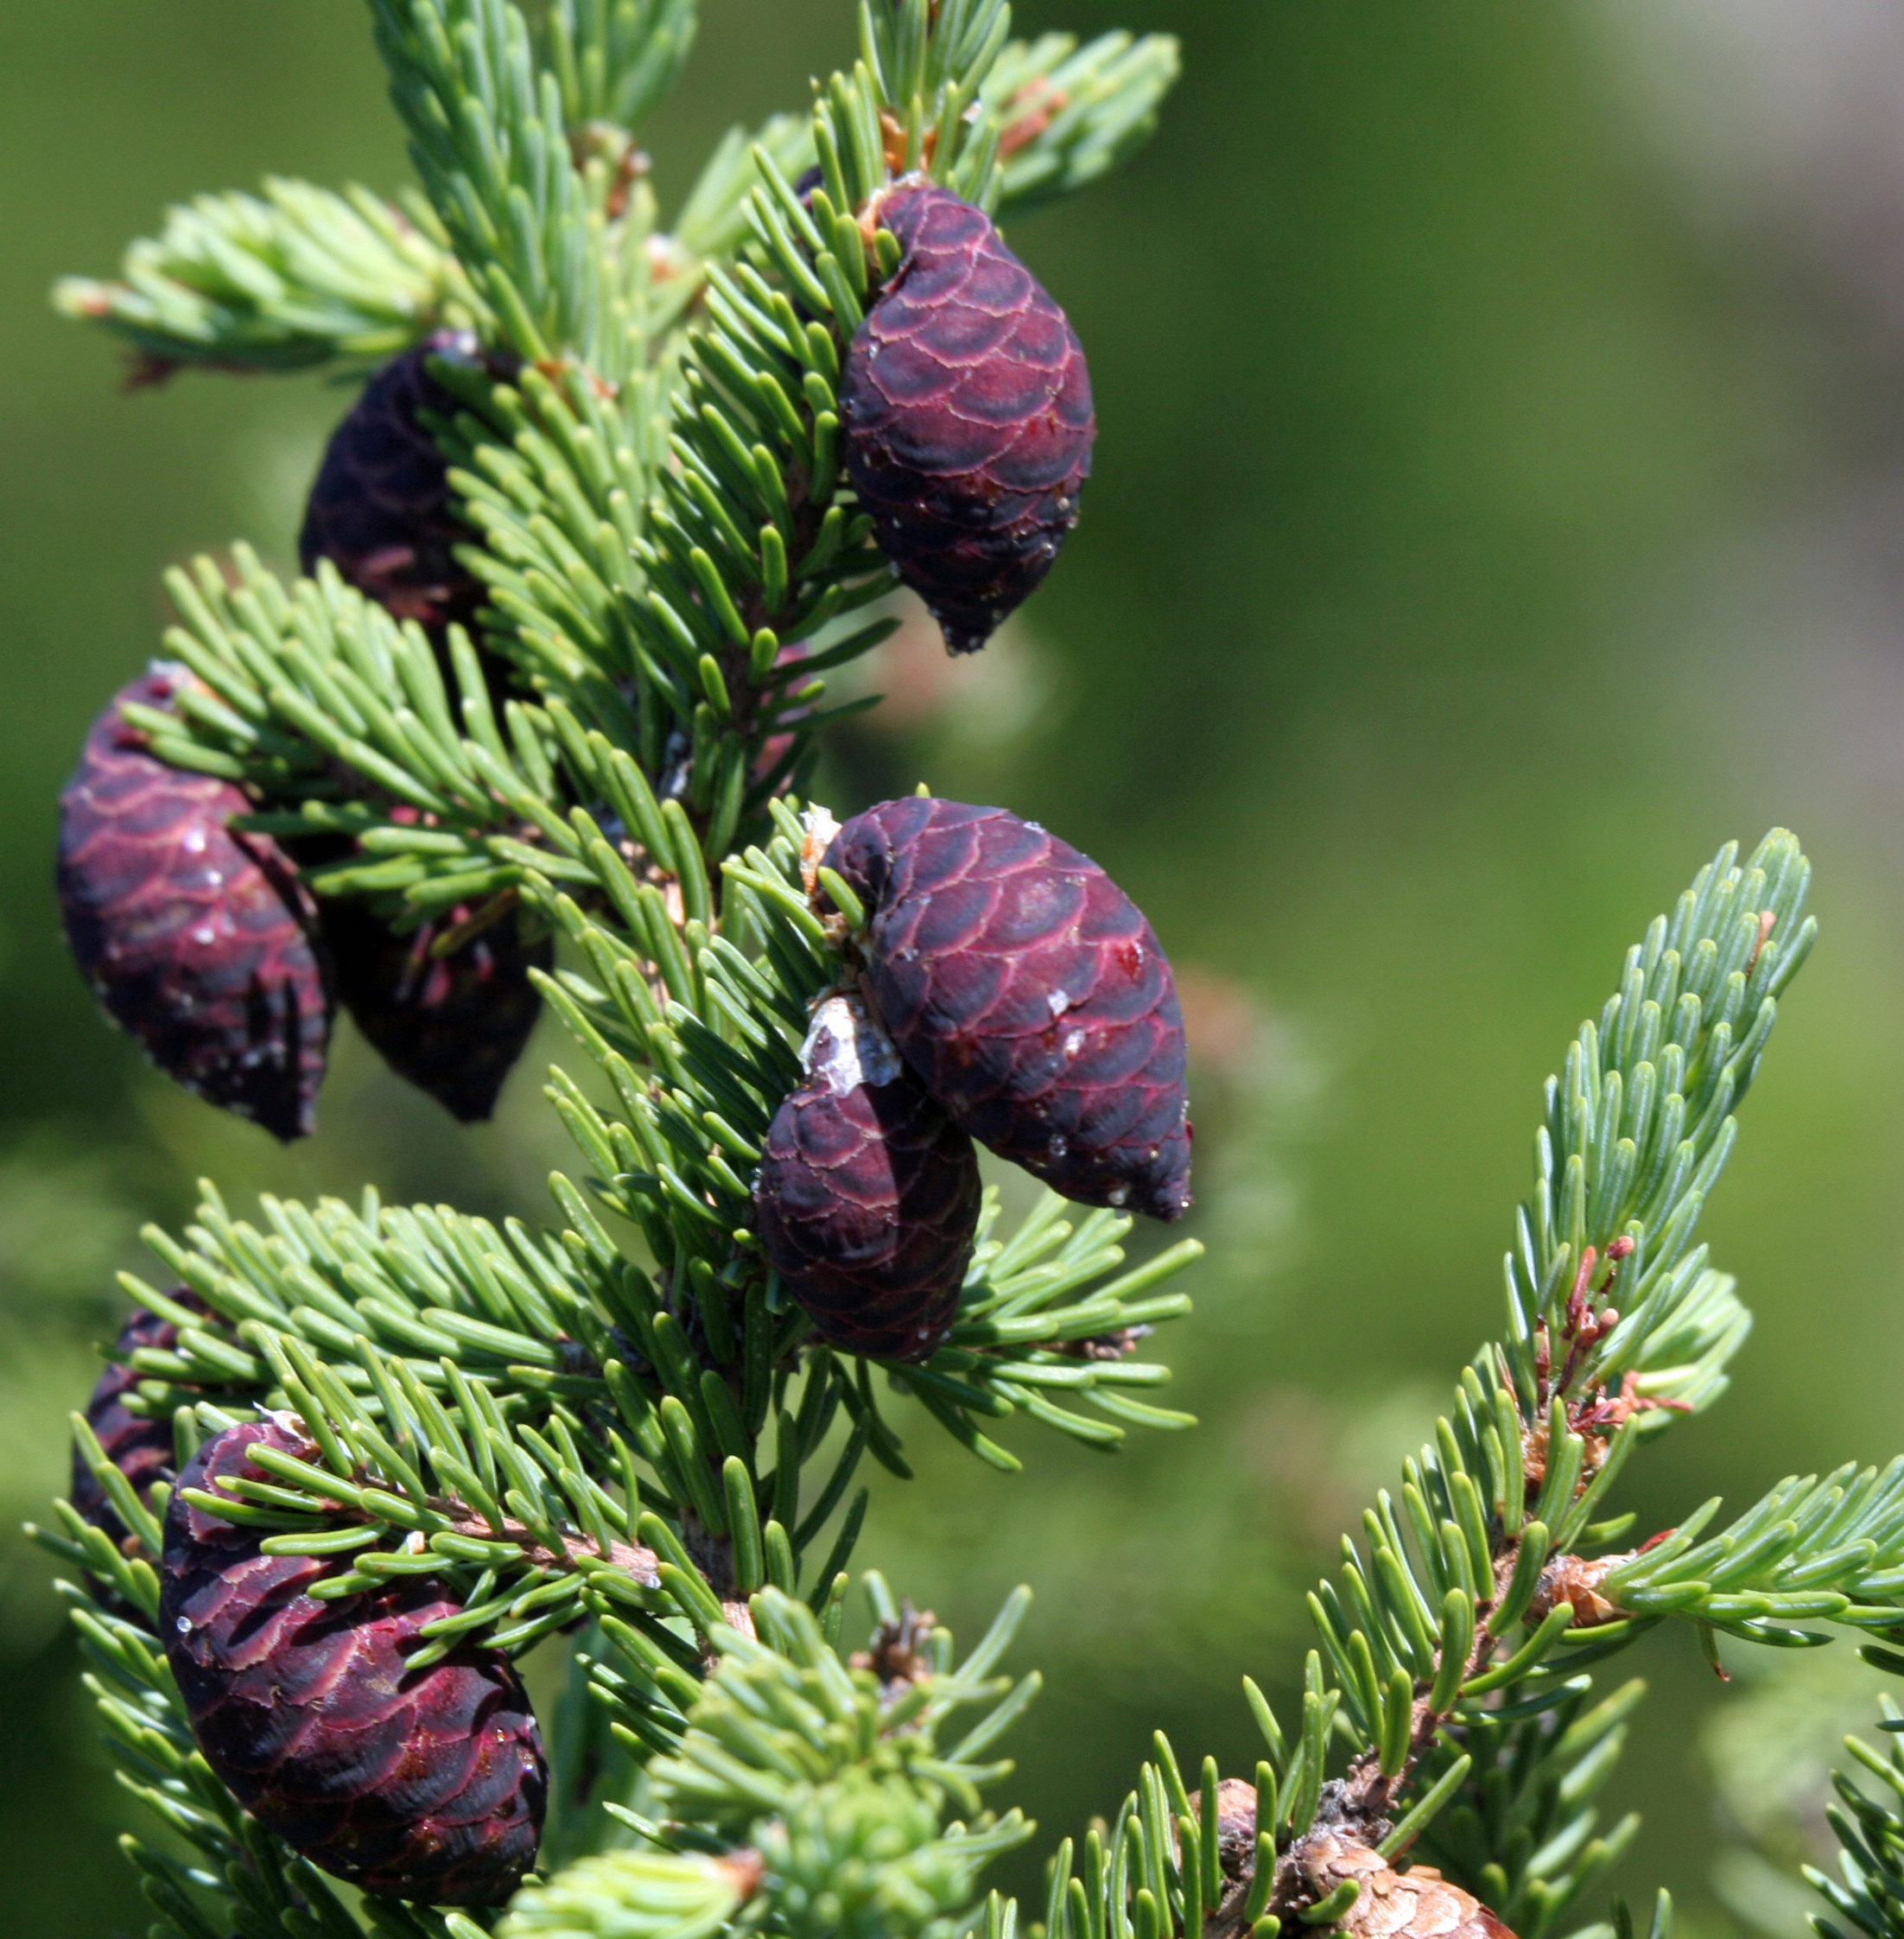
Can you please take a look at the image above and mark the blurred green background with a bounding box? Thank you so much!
[3,0,1900,1932]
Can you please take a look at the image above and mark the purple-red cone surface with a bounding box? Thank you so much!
[828,797,1191,1219]
[161,1419,545,1905]
[753,995,980,1360]
[322,898,549,1122]
[58,665,331,1141]
[841,182,1094,654]
[299,333,484,633]
[71,1292,206,1549]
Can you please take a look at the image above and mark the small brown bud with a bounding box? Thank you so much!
[714,1847,765,1902]
[1059,1324,1153,1362]
[849,1600,937,1702]
[1744,908,1777,976]
[1184,1778,1260,1884]
[1526,1552,1626,1629]
[998,79,1069,158]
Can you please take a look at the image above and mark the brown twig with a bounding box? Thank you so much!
[1233,1268,1669,1929]
[266,1422,663,1588]
[437,1503,661,1586]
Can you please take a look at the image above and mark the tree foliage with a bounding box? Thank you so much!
[41,3,1904,1937]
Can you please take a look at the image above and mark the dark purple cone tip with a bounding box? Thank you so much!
[299,332,486,634]
[161,1419,546,1906]
[57,665,332,1141]
[827,797,1191,1220]
[841,182,1095,655]
[71,1291,206,1551]
[753,995,980,1361]
[322,896,549,1123]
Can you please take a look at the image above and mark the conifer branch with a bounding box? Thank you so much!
[53,180,471,377]
[1808,1692,1904,1939]
[506,1580,1035,1938]
[1503,834,1815,1423]
[87,6,1904,1939]
[1037,835,1818,1938]
[668,117,822,269]
[535,0,699,137]
[370,0,628,372]
[40,0,1192,1918]
[981,31,1183,216]
[1546,1464,1904,1644]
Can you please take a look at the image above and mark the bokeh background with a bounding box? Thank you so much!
[3,0,1902,1931]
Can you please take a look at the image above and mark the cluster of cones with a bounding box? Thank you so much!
[752,795,1191,1362]
[56,340,549,1141]
[51,170,1127,1913]
[56,179,1096,1146]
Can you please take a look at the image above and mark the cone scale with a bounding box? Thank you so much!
[827,797,1191,1219]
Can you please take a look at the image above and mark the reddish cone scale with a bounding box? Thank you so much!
[160,1419,545,1905]
[841,182,1094,654]
[753,995,980,1360]
[71,1292,206,1550]
[299,332,485,633]
[57,665,331,1141]
[322,898,549,1122]
[827,797,1190,1219]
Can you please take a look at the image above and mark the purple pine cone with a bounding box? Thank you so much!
[299,333,484,633]
[322,897,549,1123]
[841,182,1095,655]
[70,1292,206,1551]
[57,666,331,1141]
[827,798,1191,1220]
[161,1419,546,1906]
[754,995,980,1361]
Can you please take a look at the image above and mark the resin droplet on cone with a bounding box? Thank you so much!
[57,665,331,1141]
[299,333,485,633]
[322,897,549,1122]
[160,1419,546,1906]
[842,183,1095,654]
[827,797,1190,1219]
[70,1292,206,1550]
[753,995,980,1361]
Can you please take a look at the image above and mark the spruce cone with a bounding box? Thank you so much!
[826,797,1190,1219]
[298,332,484,633]
[71,1292,206,1550]
[57,665,330,1141]
[1294,1831,1515,1939]
[753,995,980,1361]
[841,182,1095,654]
[161,1419,545,1905]
[322,897,549,1123]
